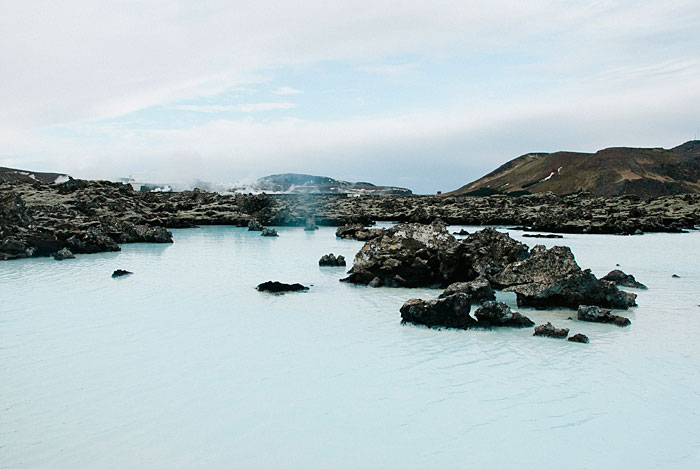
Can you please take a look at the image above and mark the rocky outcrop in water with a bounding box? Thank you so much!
[261,228,278,237]
[438,278,495,303]
[600,269,648,289]
[493,245,637,310]
[319,253,346,267]
[52,247,75,260]
[400,293,475,329]
[335,223,382,241]
[248,219,264,231]
[341,221,468,288]
[533,322,569,339]
[112,269,132,278]
[460,228,530,281]
[568,333,590,343]
[256,281,309,293]
[577,305,631,327]
[472,301,535,328]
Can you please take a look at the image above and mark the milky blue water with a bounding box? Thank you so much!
[2,225,700,468]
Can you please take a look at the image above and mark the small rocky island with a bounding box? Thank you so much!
[340,220,638,335]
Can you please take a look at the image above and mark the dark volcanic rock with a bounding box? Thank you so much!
[493,245,637,310]
[256,281,309,293]
[400,292,475,329]
[453,229,470,235]
[522,233,564,239]
[601,269,648,289]
[248,219,264,231]
[568,333,590,343]
[261,228,278,237]
[438,278,495,304]
[335,223,382,241]
[533,322,569,339]
[341,221,465,288]
[52,248,75,260]
[577,305,631,327]
[112,269,132,278]
[319,253,346,267]
[473,301,534,328]
[461,228,530,281]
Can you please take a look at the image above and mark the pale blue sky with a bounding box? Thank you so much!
[1,1,699,193]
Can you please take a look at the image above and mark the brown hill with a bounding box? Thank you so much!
[446,141,700,197]
[0,166,70,185]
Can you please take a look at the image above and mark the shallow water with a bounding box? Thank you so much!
[1,225,699,468]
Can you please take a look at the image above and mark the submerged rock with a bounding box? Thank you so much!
[319,253,346,267]
[52,248,75,260]
[568,333,590,343]
[522,233,564,239]
[438,278,495,304]
[577,305,631,327]
[601,269,648,289]
[400,292,475,329]
[473,301,534,328]
[493,245,636,310]
[256,281,309,293]
[533,322,569,339]
[261,228,278,237]
[112,269,132,278]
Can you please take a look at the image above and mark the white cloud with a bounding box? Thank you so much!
[171,103,295,112]
[272,87,302,95]
[8,0,695,127]
[1,0,699,192]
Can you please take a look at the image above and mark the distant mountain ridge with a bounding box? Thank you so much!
[230,173,412,195]
[0,167,70,185]
[446,141,700,198]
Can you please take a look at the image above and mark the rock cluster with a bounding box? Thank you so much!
[319,253,346,267]
[401,295,533,330]
[577,305,631,327]
[261,228,278,237]
[533,322,570,339]
[400,293,475,329]
[344,222,635,312]
[493,245,637,310]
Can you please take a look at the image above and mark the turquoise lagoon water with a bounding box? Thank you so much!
[1,225,700,468]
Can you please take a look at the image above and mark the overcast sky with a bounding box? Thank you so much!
[1,1,699,193]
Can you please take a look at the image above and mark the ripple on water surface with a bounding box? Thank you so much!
[1,226,700,468]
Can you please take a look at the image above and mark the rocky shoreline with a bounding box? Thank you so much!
[1,179,699,259]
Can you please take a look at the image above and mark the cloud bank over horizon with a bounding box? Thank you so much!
[1,1,699,193]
